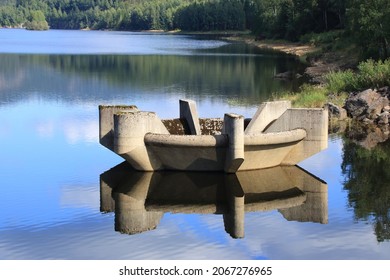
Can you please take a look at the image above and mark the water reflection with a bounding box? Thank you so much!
[0,50,304,106]
[341,130,390,242]
[100,162,328,239]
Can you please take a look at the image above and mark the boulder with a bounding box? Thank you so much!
[378,112,390,125]
[326,102,347,120]
[344,89,389,121]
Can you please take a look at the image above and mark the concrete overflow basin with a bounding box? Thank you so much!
[99,99,328,173]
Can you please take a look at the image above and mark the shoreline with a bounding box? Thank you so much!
[227,36,319,57]
[226,35,358,84]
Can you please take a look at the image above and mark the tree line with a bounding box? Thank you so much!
[1,0,389,58]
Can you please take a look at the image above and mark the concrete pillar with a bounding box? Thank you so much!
[114,111,169,171]
[99,105,138,151]
[179,99,201,135]
[223,113,245,173]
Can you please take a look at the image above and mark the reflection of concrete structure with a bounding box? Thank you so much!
[99,100,328,173]
[100,162,328,239]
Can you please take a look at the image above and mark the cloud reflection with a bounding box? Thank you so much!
[63,119,98,144]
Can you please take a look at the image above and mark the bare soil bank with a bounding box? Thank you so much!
[228,36,358,84]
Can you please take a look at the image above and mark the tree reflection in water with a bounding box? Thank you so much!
[341,124,390,242]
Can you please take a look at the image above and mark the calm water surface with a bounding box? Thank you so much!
[1,29,390,260]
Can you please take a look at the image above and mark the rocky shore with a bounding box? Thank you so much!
[327,87,390,148]
[240,38,358,83]
[239,37,389,149]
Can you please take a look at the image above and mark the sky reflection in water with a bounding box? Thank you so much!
[1,30,390,260]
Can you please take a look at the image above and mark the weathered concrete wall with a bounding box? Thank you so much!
[239,129,307,170]
[145,133,228,171]
[162,118,187,135]
[245,100,291,134]
[264,108,329,165]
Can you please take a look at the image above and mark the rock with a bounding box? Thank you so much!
[274,71,293,80]
[377,112,390,125]
[362,117,374,124]
[378,86,390,96]
[326,102,347,120]
[344,89,389,121]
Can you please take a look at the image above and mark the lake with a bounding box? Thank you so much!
[1,29,390,260]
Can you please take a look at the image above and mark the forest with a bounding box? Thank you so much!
[0,0,389,59]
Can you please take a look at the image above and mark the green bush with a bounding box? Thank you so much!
[326,69,357,93]
[325,59,390,93]
[357,59,390,89]
[300,30,344,46]
[25,20,49,30]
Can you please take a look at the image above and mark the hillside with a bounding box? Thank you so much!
[0,0,389,60]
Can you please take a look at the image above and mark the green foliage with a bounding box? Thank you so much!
[1,0,196,30]
[347,0,390,59]
[24,19,49,30]
[0,0,388,59]
[174,0,246,31]
[326,59,390,92]
[356,59,390,89]
[24,9,49,30]
[325,69,357,93]
[253,0,347,41]
[275,84,328,108]
[300,30,344,46]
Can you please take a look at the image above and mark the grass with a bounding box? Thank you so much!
[273,59,390,109]
[326,59,390,93]
[300,30,355,53]
[273,84,349,108]
[273,84,328,108]
[325,69,356,93]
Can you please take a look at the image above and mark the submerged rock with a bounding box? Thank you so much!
[274,71,294,80]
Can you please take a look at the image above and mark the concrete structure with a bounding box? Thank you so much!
[99,100,328,173]
[100,162,327,238]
